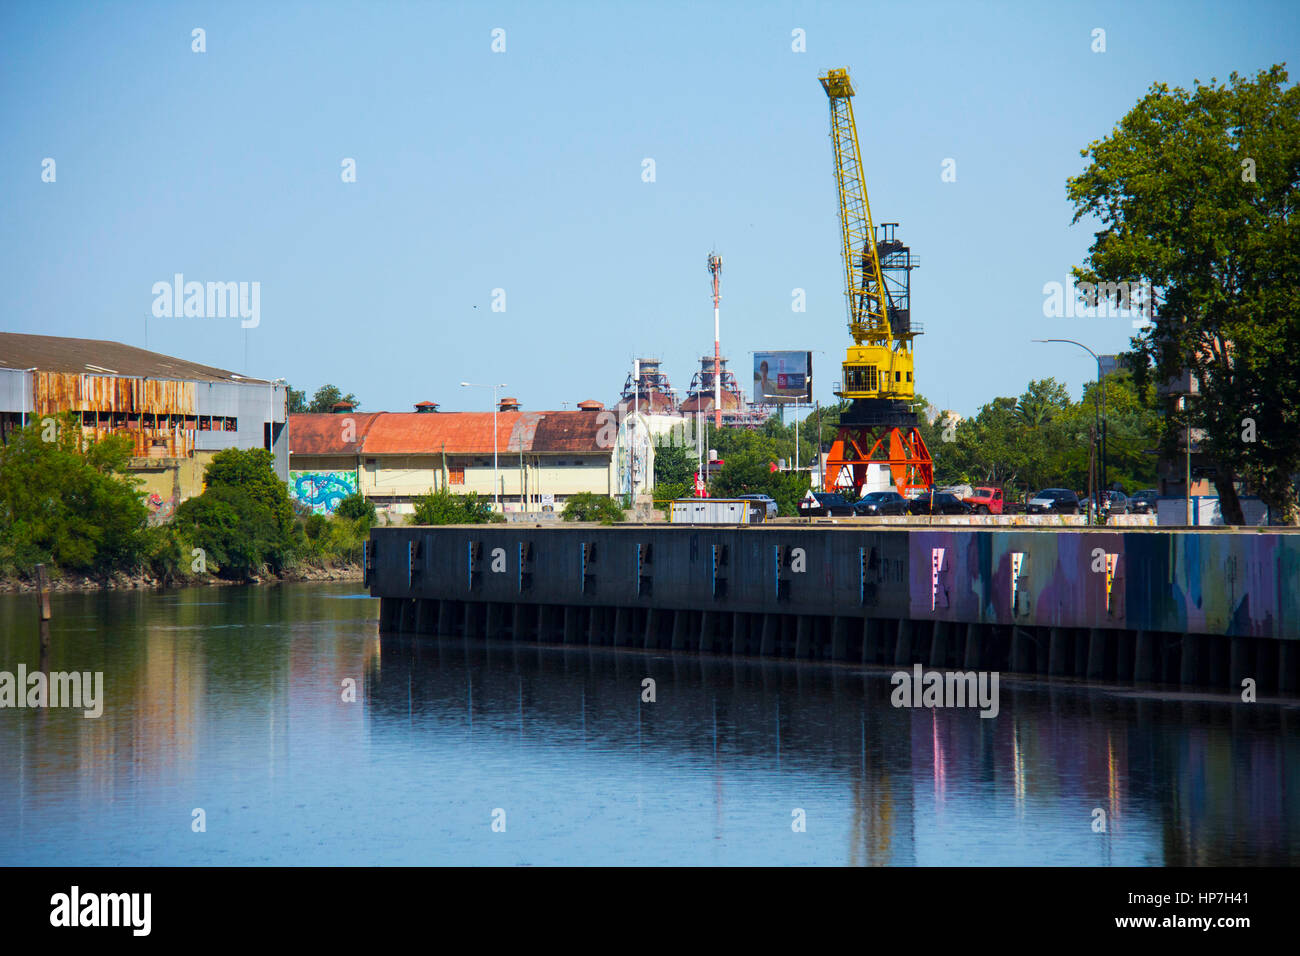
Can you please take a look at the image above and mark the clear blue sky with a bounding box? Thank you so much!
[3,0,1296,416]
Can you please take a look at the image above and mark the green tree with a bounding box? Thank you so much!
[410,487,500,524]
[307,384,360,413]
[174,448,295,578]
[0,414,150,574]
[175,484,287,578]
[203,448,294,542]
[653,440,695,486]
[708,449,811,516]
[334,491,375,526]
[288,388,308,413]
[1014,379,1070,429]
[560,492,625,523]
[651,480,691,513]
[1067,65,1300,523]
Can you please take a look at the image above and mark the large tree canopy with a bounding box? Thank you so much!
[1067,65,1300,523]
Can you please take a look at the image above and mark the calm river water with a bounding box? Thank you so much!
[0,582,1295,865]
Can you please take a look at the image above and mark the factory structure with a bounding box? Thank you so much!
[616,355,771,432]
[0,332,288,518]
[0,331,775,524]
[289,398,652,518]
[2,241,789,525]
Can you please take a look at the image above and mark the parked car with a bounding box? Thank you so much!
[737,493,778,519]
[963,486,1007,514]
[853,490,910,516]
[1102,490,1129,515]
[798,491,856,517]
[1129,489,1159,515]
[908,492,972,515]
[1083,490,1132,517]
[1025,488,1080,514]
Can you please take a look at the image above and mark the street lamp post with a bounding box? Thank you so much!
[460,381,508,512]
[1033,338,1107,518]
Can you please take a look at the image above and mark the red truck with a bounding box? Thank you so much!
[963,486,1014,514]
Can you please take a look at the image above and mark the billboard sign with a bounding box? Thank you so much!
[753,351,812,404]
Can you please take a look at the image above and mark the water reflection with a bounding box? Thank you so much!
[0,585,1295,865]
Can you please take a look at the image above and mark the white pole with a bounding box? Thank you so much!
[492,384,499,512]
[714,307,721,427]
[633,359,640,498]
[697,404,703,495]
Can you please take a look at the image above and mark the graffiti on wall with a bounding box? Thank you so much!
[145,492,177,525]
[291,470,358,515]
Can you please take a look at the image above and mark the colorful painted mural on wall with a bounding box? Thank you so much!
[368,525,1300,639]
[291,470,358,515]
[144,492,177,526]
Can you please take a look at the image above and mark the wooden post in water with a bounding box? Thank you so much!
[35,563,52,621]
[35,563,52,654]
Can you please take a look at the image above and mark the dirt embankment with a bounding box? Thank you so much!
[0,563,363,593]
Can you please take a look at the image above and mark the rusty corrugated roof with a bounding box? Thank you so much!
[289,410,609,456]
[531,411,608,452]
[0,332,269,383]
[289,412,384,455]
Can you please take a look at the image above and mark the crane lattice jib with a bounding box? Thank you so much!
[820,68,890,345]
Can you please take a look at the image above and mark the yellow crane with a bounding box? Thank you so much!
[819,68,933,495]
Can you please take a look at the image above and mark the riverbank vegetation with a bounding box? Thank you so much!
[560,492,625,523]
[0,417,370,587]
[410,487,503,525]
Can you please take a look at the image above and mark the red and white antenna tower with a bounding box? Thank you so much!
[708,251,722,428]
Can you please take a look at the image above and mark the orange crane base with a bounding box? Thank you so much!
[823,425,934,497]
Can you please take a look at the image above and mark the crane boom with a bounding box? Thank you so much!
[819,67,917,406]
[820,68,891,344]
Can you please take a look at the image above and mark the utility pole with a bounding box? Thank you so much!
[814,400,824,488]
[695,404,703,496]
[708,253,723,428]
[1088,423,1097,526]
[1184,396,1193,526]
[633,359,640,500]
[795,409,800,472]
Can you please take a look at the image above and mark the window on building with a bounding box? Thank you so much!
[449,468,465,485]
[844,365,878,393]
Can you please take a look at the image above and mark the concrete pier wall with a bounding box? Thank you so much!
[366,525,1300,691]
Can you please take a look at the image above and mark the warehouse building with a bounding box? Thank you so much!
[289,398,652,517]
[0,332,288,517]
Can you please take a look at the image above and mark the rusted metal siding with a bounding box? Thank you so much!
[33,372,198,457]
[33,372,196,416]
